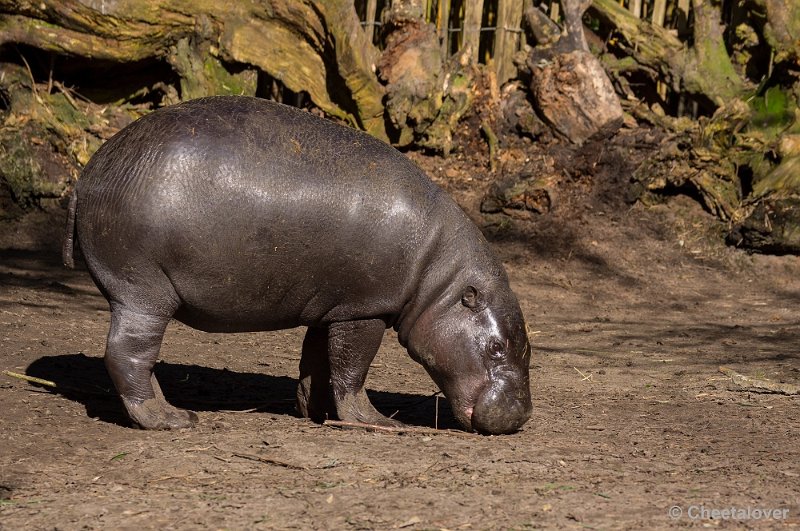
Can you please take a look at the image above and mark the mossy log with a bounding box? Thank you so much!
[632,89,800,254]
[728,157,800,254]
[760,0,800,64]
[590,0,747,105]
[0,62,133,216]
[0,0,388,139]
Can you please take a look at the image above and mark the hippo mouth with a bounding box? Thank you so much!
[449,380,531,435]
[470,381,532,434]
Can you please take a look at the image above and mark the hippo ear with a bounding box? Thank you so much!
[461,286,480,309]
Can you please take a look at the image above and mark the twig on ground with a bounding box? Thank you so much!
[231,452,307,470]
[719,366,800,396]
[435,394,439,430]
[322,419,476,437]
[481,121,499,173]
[2,370,56,388]
[2,370,111,396]
[17,53,40,102]
[573,367,593,381]
[219,406,267,413]
[53,81,80,109]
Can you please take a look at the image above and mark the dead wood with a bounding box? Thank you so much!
[589,0,747,105]
[378,1,478,154]
[0,0,387,139]
[560,0,592,53]
[527,49,624,145]
[760,0,800,64]
[719,366,800,396]
[322,419,477,437]
[728,157,800,254]
[523,6,561,46]
[523,0,623,145]
[378,1,444,147]
[481,157,560,219]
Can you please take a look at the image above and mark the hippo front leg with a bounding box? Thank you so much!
[323,319,402,427]
[327,319,402,427]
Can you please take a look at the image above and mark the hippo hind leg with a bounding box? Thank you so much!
[298,319,403,426]
[296,326,335,422]
[105,305,198,429]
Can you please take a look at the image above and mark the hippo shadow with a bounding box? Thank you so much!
[23,353,462,430]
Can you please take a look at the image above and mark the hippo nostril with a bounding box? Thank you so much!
[471,382,532,435]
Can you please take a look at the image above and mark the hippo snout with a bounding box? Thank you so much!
[471,378,532,435]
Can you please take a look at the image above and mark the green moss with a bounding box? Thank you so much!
[748,86,796,139]
[0,129,58,208]
[202,55,257,96]
[47,93,93,131]
[600,55,638,73]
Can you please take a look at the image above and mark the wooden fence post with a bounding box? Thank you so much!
[438,0,452,57]
[628,0,643,19]
[549,1,560,22]
[365,0,379,41]
[463,0,485,59]
[651,0,667,26]
[494,0,524,84]
[651,0,668,100]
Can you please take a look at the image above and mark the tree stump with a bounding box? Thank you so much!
[528,49,623,145]
[523,0,623,144]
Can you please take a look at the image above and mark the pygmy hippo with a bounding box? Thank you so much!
[63,96,532,434]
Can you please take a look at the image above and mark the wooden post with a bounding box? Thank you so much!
[463,0,485,59]
[651,0,667,26]
[437,0,452,57]
[550,1,560,22]
[628,0,642,19]
[651,0,668,100]
[494,0,524,84]
[365,0,378,42]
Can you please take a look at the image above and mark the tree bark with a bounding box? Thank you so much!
[525,0,623,144]
[0,0,388,139]
[589,0,748,105]
[762,0,800,64]
[685,0,745,105]
[378,0,478,153]
[523,5,561,46]
[561,0,591,52]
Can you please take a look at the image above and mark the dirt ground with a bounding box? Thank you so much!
[1,129,799,530]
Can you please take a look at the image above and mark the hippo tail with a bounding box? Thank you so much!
[62,187,77,269]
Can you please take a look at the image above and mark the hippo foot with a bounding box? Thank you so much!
[335,391,404,428]
[296,378,335,423]
[123,397,198,430]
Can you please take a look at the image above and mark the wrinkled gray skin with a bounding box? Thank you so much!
[63,96,532,434]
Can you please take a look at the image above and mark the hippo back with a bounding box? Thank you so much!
[75,97,490,332]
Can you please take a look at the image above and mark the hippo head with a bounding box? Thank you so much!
[405,283,532,434]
